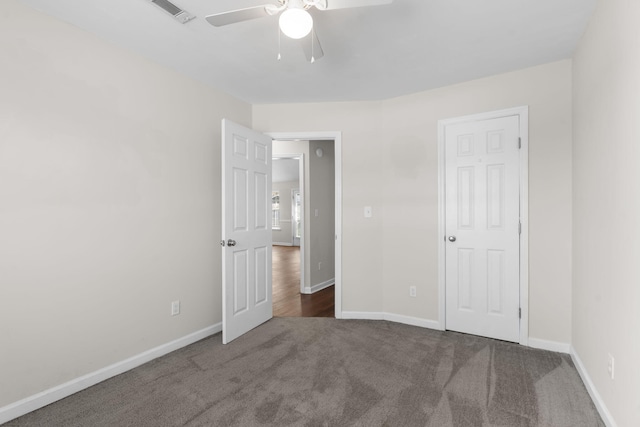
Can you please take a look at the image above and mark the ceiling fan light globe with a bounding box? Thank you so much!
[279,8,313,39]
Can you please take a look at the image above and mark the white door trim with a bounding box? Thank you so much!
[268,131,343,319]
[437,106,529,346]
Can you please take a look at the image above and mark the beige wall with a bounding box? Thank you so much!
[254,60,573,343]
[572,0,640,425]
[0,1,251,407]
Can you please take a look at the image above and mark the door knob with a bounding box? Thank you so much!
[220,240,226,247]
[227,239,237,247]
[448,236,456,242]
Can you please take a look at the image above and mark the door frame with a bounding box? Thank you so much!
[437,106,529,346]
[272,153,305,294]
[268,131,342,318]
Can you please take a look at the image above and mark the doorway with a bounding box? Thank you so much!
[438,107,529,345]
[270,134,341,318]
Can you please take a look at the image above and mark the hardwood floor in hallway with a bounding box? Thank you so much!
[272,245,334,318]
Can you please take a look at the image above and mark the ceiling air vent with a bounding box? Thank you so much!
[151,0,196,24]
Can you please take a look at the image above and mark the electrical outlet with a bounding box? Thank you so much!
[171,300,180,316]
[409,286,417,297]
[364,206,373,218]
[607,354,615,379]
[318,261,322,270]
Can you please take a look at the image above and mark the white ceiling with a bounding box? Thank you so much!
[17,0,596,104]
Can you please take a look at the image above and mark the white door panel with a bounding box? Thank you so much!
[222,119,272,344]
[445,116,520,342]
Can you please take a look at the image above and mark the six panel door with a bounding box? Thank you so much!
[222,119,273,344]
[444,115,521,343]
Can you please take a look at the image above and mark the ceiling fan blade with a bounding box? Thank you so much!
[205,5,274,27]
[319,0,393,10]
[301,29,324,62]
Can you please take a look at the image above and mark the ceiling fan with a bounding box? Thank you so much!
[205,0,394,62]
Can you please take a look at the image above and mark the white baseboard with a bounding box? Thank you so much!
[0,323,222,425]
[341,311,385,320]
[340,313,577,353]
[570,346,617,427]
[303,278,335,294]
[341,311,442,330]
[528,337,571,354]
[272,242,293,246]
[383,313,442,330]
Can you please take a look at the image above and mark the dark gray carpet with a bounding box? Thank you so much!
[6,318,603,426]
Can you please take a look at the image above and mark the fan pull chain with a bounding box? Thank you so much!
[310,27,315,63]
[277,26,282,61]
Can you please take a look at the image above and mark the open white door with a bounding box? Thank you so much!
[221,119,272,344]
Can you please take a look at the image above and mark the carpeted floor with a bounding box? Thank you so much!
[6,318,604,426]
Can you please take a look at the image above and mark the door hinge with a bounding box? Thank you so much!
[518,137,522,149]
[518,221,522,235]
[519,308,522,319]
